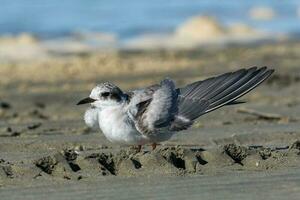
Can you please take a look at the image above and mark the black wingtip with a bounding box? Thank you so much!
[263,67,275,78]
[225,100,246,106]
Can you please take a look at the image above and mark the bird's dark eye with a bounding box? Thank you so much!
[101,92,110,97]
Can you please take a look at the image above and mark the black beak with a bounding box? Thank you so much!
[77,97,96,105]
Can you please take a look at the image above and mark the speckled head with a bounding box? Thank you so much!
[77,82,124,107]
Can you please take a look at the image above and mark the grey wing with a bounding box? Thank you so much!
[128,79,178,135]
[170,67,274,131]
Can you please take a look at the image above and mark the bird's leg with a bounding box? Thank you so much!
[151,143,157,150]
[137,145,142,152]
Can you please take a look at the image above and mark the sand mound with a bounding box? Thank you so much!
[175,16,226,41]
[21,143,300,180]
[0,34,48,61]
[249,7,276,21]
[0,33,38,45]
[0,32,118,62]
[126,16,269,49]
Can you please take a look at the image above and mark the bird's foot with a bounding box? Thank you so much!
[151,143,157,150]
[137,145,142,152]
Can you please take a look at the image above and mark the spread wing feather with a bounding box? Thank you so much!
[127,67,274,134]
[170,67,274,131]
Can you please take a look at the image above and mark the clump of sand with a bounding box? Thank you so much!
[0,32,119,62]
[0,33,49,62]
[126,16,270,49]
[28,143,300,180]
[0,33,38,45]
[175,16,226,41]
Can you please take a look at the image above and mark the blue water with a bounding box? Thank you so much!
[0,0,300,39]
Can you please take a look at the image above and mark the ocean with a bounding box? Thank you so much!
[1,0,300,40]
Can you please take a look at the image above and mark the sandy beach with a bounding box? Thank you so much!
[1,40,300,199]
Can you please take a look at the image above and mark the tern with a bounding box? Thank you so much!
[77,67,274,151]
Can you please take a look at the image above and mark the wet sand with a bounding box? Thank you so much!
[0,41,300,199]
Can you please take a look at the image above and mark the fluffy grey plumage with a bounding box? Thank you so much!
[78,67,274,145]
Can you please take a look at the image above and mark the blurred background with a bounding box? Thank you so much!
[0,1,299,122]
[0,0,300,58]
[1,0,300,38]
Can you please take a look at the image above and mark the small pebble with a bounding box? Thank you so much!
[27,122,42,130]
[0,101,11,109]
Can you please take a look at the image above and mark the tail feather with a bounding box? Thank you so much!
[170,67,274,131]
[206,67,273,113]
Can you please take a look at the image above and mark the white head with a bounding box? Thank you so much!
[77,82,126,108]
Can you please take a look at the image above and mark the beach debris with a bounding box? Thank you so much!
[259,148,272,160]
[27,122,42,130]
[223,143,248,163]
[35,156,57,174]
[0,159,13,178]
[63,149,78,162]
[35,152,81,179]
[289,140,300,151]
[0,166,13,178]
[28,109,48,119]
[34,102,46,109]
[0,101,11,109]
[236,107,297,122]
[0,127,21,137]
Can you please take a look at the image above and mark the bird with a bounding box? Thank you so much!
[77,67,274,151]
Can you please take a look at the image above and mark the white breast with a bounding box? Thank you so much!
[97,106,149,145]
[84,108,100,130]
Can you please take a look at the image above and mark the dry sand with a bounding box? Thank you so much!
[0,40,300,199]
